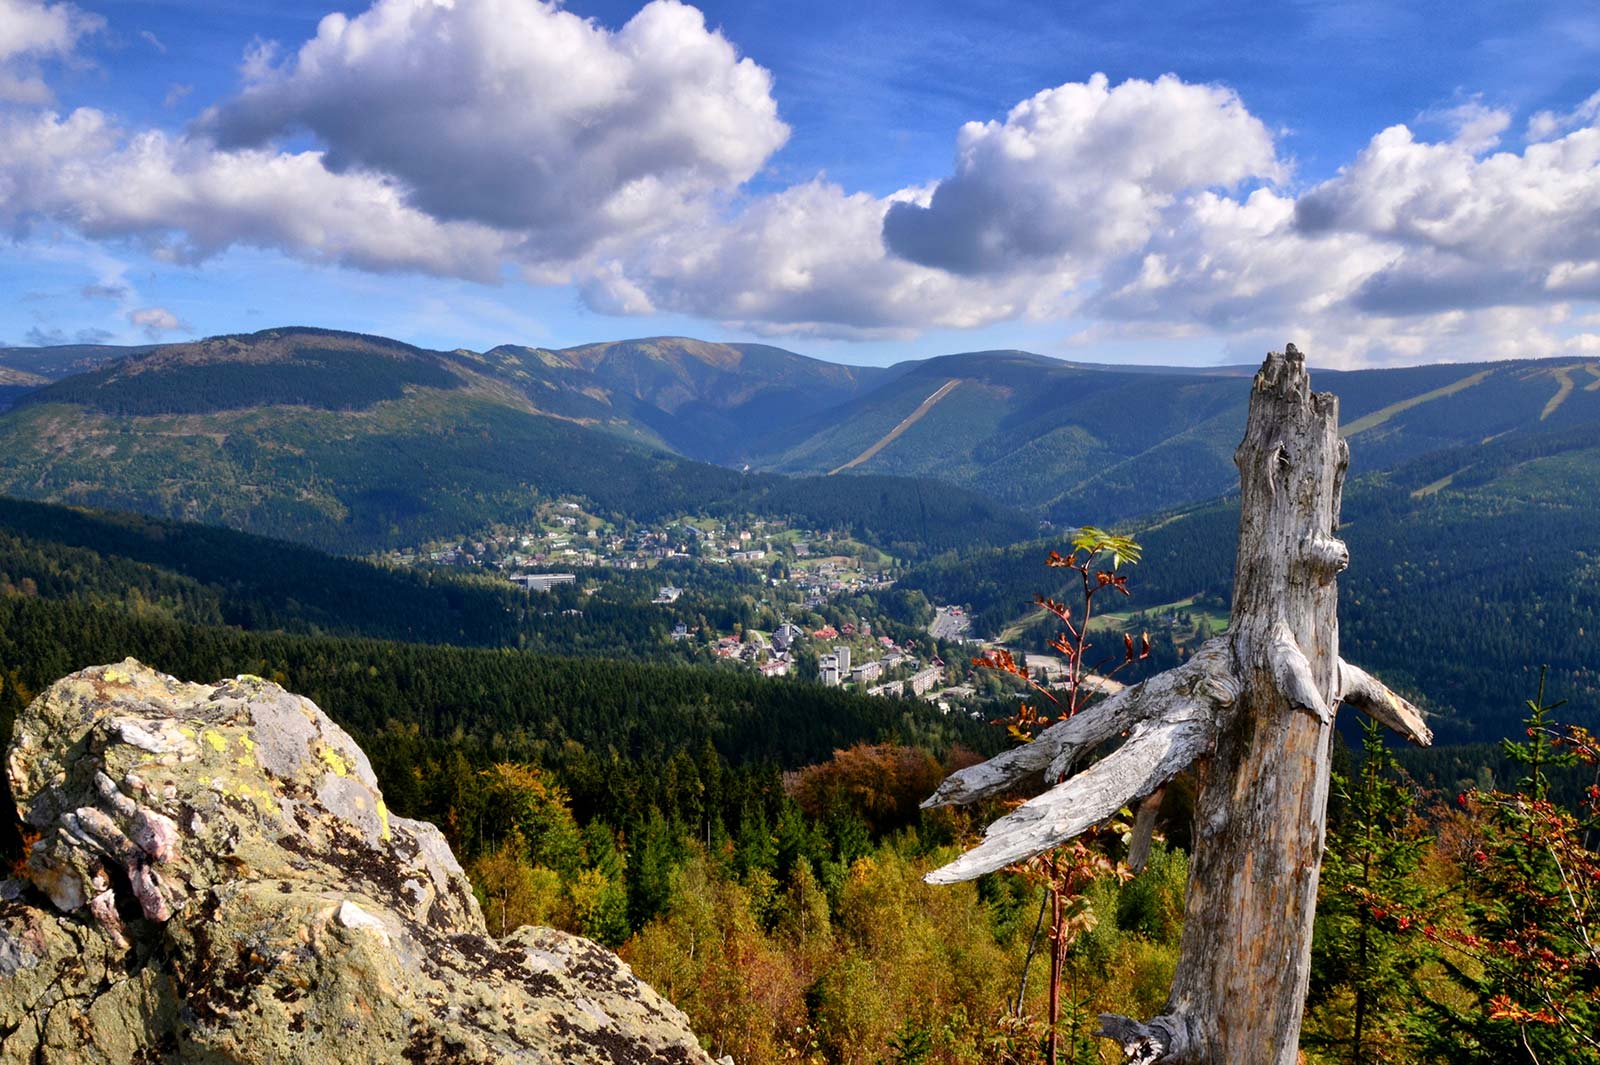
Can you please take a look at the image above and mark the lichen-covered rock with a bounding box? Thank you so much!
[1,659,718,1064]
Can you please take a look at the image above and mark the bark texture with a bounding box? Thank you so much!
[922,345,1435,1064]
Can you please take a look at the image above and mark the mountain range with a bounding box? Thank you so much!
[4,326,1598,540]
[0,328,1028,555]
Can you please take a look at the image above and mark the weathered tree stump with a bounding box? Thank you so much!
[922,345,1433,1065]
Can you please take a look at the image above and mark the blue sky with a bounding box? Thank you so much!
[3,0,1598,366]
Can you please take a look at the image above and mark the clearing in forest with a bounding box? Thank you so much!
[1542,366,1577,420]
[1340,368,1493,437]
[829,378,962,474]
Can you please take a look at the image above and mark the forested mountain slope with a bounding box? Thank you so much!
[10,327,1598,531]
[469,336,898,463]
[763,352,1600,522]
[0,340,148,380]
[0,328,1030,556]
[9,325,1600,530]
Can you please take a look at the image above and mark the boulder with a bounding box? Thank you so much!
[0,659,717,1064]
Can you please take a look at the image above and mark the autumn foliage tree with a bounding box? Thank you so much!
[789,743,949,835]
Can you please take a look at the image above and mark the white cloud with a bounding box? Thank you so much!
[1527,89,1600,142]
[1293,121,1600,315]
[881,73,1282,275]
[1081,121,1600,367]
[589,73,1285,337]
[128,305,184,338]
[198,0,788,264]
[0,0,102,103]
[592,179,1057,338]
[1430,99,1511,154]
[584,76,1600,359]
[0,108,515,279]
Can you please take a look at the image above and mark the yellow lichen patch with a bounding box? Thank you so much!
[376,799,391,842]
[102,666,131,685]
[213,775,275,811]
[239,735,255,752]
[317,744,351,777]
[203,730,228,753]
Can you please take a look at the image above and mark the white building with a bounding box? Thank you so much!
[909,665,944,696]
[772,622,803,652]
[834,645,851,675]
[819,653,841,687]
[511,573,576,592]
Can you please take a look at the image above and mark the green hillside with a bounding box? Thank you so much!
[465,335,894,463]
[15,328,466,415]
[12,328,1598,534]
[0,495,598,648]
[0,329,1029,556]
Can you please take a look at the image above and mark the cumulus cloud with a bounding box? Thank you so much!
[587,72,1287,337]
[128,306,185,338]
[882,73,1281,275]
[197,0,787,263]
[591,180,1056,337]
[0,108,515,279]
[1425,99,1512,154]
[1083,113,1600,366]
[1527,90,1600,142]
[0,0,102,102]
[1294,121,1600,315]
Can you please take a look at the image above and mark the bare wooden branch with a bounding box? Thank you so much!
[925,702,1214,884]
[919,703,1106,810]
[1268,622,1332,725]
[1126,786,1165,875]
[1049,639,1236,782]
[1299,532,1350,581]
[1097,1014,1186,1065]
[1338,659,1434,746]
[920,637,1236,811]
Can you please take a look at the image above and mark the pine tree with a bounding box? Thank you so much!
[1305,717,1431,1063]
[1420,669,1600,1064]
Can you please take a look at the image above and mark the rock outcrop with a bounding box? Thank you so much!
[1,659,718,1064]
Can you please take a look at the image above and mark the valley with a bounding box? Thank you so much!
[2,325,1596,744]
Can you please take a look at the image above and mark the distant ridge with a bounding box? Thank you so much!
[3,327,1597,528]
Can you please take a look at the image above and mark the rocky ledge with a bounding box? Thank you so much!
[0,659,719,1064]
